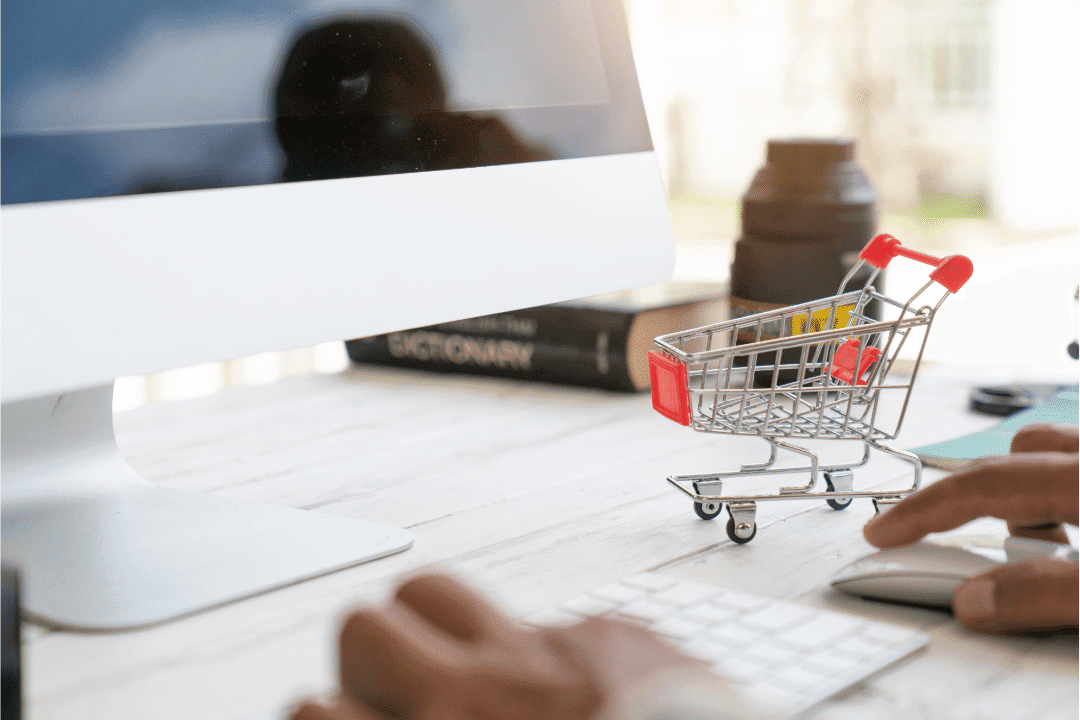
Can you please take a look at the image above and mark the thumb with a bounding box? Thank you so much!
[952,558,1078,634]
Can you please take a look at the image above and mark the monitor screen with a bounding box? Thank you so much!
[2,0,674,629]
[2,0,671,402]
[3,0,651,204]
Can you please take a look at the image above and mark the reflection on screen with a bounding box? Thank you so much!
[1,0,649,204]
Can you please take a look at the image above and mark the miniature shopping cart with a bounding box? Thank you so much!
[648,234,973,544]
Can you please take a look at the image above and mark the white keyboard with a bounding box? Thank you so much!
[522,572,929,718]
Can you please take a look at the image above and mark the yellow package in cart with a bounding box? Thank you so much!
[792,304,854,335]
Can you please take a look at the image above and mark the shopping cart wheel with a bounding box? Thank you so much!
[824,471,853,511]
[726,517,756,544]
[694,501,723,520]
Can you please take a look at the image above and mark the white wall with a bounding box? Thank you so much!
[990,0,1080,234]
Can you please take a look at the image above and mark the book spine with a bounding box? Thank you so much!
[345,306,641,391]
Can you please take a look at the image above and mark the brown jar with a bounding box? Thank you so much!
[730,139,880,383]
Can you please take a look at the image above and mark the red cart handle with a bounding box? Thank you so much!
[859,233,973,293]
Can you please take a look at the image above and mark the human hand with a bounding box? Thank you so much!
[290,572,709,720]
[863,423,1079,634]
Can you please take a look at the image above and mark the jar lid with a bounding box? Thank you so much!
[743,137,876,207]
[766,138,855,169]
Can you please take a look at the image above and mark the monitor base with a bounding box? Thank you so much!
[1,385,413,631]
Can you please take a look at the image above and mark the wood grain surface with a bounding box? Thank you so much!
[21,362,1078,720]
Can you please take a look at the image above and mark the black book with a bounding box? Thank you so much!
[345,282,728,392]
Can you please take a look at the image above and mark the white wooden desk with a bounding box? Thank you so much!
[23,360,1078,720]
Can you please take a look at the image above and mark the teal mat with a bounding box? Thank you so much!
[910,387,1079,470]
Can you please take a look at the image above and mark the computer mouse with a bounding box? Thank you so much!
[829,536,1079,609]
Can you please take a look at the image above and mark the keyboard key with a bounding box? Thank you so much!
[772,665,831,691]
[742,643,799,667]
[653,616,708,641]
[740,602,815,632]
[591,583,648,605]
[618,599,677,623]
[709,622,764,646]
[682,602,736,626]
[833,636,884,658]
[775,613,863,648]
[712,590,768,612]
[696,630,745,651]
[805,650,860,671]
[718,658,770,684]
[559,595,617,618]
[682,638,733,666]
[652,582,720,607]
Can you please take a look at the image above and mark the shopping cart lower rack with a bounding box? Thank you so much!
[648,233,973,544]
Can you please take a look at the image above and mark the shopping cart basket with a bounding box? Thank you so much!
[648,233,973,544]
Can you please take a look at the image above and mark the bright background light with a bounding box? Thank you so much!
[116,0,1079,412]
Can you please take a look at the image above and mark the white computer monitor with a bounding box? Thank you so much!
[1,0,674,629]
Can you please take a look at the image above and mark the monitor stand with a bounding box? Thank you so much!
[0,384,413,631]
